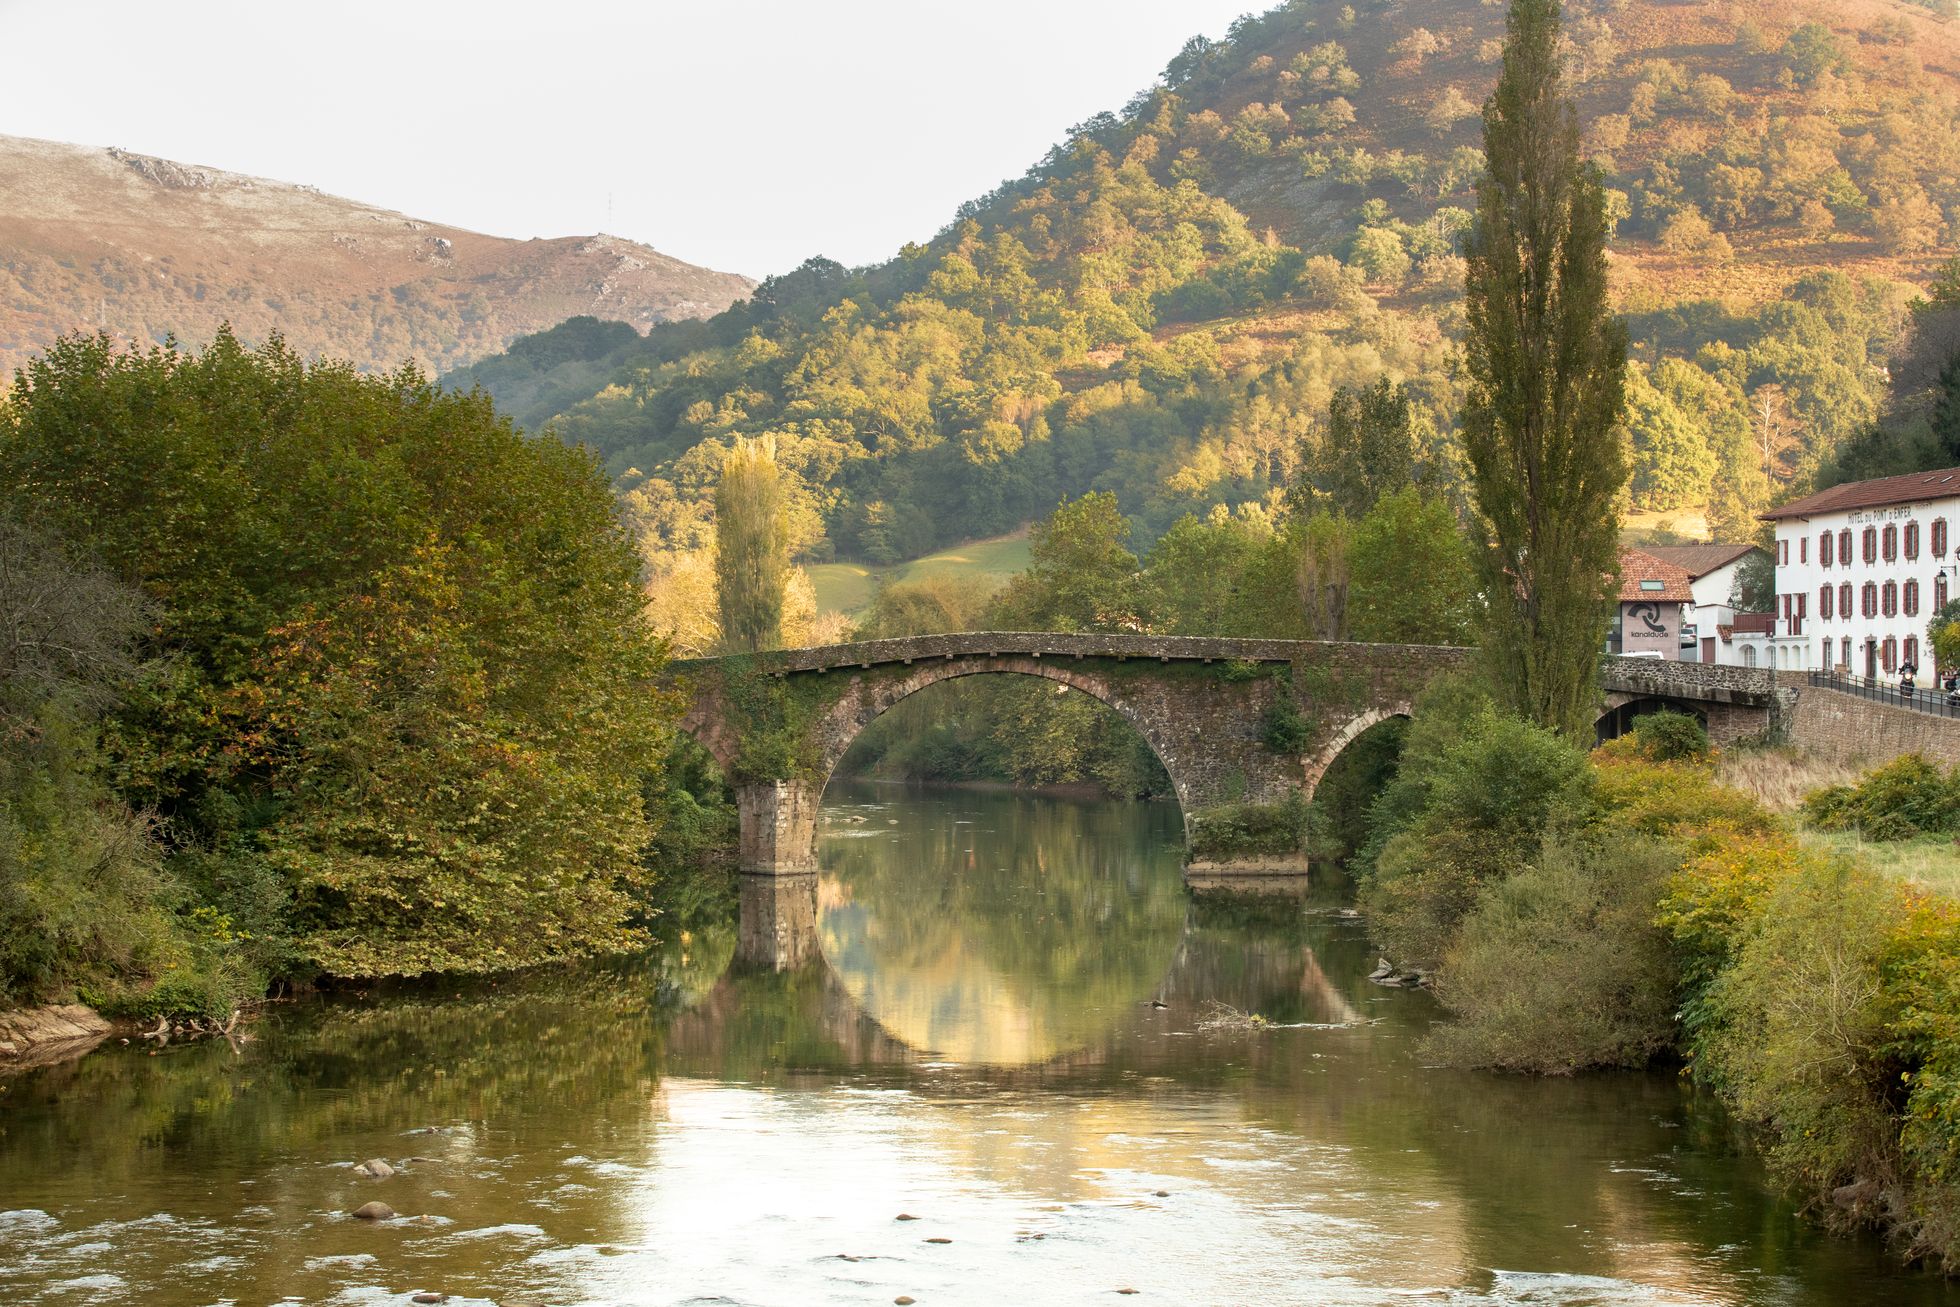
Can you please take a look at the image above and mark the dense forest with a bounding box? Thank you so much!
[447,0,1960,606]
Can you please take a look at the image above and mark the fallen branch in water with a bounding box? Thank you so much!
[1196,1001,1270,1031]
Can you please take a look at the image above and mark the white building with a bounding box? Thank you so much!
[1762,466,1960,678]
[1642,543,1766,665]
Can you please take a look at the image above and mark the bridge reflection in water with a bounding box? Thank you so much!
[716,784,1364,1069]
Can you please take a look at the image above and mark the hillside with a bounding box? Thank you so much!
[0,135,754,378]
[448,0,1960,602]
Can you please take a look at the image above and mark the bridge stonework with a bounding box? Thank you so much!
[671,635,1781,885]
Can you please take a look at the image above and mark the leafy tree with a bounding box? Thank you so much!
[1928,257,1960,311]
[992,493,1139,632]
[1929,598,1960,673]
[1730,549,1775,612]
[1295,511,1352,640]
[0,331,672,981]
[714,436,791,653]
[1426,87,1479,137]
[1624,363,1716,511]
[1461,0,1629,737]
[1296,378,1417,517]
[1938,354,1960,464]
[0,520,197,1009]
[1138,510,1269,635]
[1348,226,1412,284]
[1348,488,1477,644]
[856,574,999,638]
[1782,22,1849,87]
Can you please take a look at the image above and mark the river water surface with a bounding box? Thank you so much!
[1,786,1953,1306]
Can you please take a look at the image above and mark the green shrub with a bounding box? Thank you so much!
[1884,894,1960,1264]
[1801,754,1960,840]
[1189,795,1309,862]
[1362,706,1593,963]
[1627,709,1709,761]
[1355,673,1497,872]
[1693,857,1906,1221]
[1426,836,1679,1073]
[1260,694,1312,753]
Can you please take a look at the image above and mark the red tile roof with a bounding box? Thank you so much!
[1641,543,1762,579]
[1760,466,1960,521]
[1618,548,1695,602]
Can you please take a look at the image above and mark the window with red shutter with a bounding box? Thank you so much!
[1907,522,1920,559]
[1885,524,1898,562]
[1906,579,1920,617]
[1865,527,1878,564]
[1865,583,1878,617]
[1936,518,1949,558]
[1940,575,1951,609]
[1821,532,1834,567]
[1841,528,1854,564]
[1884,582,1898,617]
[1821,585,1832,619]
[1840,582,1852,617]
[1907,636,1920,669]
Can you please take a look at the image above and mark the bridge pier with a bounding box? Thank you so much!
[737,780,822,874]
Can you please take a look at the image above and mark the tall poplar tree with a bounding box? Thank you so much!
[715,435,790,652]
[1462,0,1628,737]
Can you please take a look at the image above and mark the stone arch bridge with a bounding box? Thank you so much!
[670,633,1778,884]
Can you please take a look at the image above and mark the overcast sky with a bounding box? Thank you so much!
[0,0,1254,279]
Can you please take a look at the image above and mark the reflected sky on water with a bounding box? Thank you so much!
[0,784,1952,1306]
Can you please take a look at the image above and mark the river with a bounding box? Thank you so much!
[0,785,1952,1306]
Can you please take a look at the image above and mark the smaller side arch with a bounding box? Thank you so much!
[1303,703,1412,798]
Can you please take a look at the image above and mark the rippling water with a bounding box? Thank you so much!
[0,785,1953,1306]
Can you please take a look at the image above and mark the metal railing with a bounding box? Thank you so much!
[1808,669,1960,719]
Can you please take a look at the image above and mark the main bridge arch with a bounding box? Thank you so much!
[807,655,1187,806]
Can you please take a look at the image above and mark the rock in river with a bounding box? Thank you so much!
[351,1201,395,1220]
[354,1158,395,1178]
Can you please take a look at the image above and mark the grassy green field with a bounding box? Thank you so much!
[1803,830,1960,898]
[807,530,1033,618]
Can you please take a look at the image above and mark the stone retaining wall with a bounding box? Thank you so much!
[1786,682,1960,769]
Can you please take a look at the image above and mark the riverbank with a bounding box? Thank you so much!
[1353,703,1960,1274]
[0,1004,111,1069]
